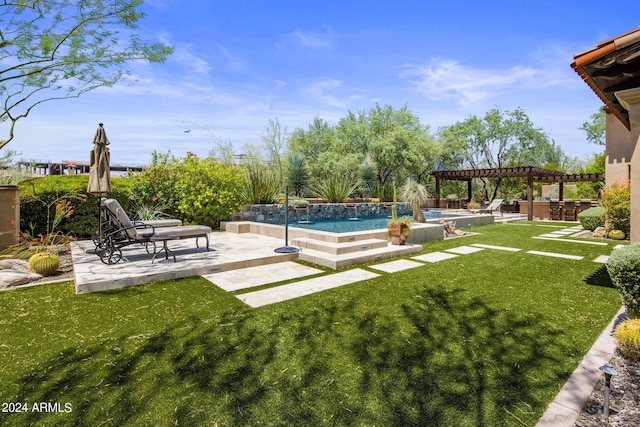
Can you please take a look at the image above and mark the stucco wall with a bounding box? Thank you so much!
[606,110,632,186]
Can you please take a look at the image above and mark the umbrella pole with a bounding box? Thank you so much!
[85,194,104,254]
[97,196,102,246]
[274,186,299,254]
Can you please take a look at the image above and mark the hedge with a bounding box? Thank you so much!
[607,243,640,318]
[577,206,605,231]
[19,175,131,239]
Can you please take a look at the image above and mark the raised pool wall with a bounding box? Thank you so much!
[233,202,413,224]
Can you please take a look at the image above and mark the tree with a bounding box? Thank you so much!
[261,118,288,185]
[337,104,435,189]
[0,0,173,149]
[0,148,20,168]
[580,107,606,145]
[439,107,558,201]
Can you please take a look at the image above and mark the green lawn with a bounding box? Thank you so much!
[0,222,622,426]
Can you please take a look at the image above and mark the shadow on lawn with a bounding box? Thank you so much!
[585,265,614,288]
[7,289,568,426]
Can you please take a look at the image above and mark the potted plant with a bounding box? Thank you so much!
[467,200,480,211]
[387,184,413,245]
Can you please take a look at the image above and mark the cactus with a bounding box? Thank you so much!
[609,229,626,240]
[28,252,60,277]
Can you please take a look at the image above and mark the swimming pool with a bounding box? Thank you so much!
[291,217,390,233]
[289,211,471,234]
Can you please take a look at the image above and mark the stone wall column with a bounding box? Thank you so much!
[0,185,20,250]
[615,88,640,243]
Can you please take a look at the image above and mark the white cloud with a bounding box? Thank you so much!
[217,45,248,71]
[303,79,366,108]
[288,28,333,49]
[399,59,574,107]
[273,80,287,91]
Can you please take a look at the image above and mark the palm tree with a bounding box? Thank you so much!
[401,178,429,223]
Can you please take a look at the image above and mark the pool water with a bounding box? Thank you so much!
[291,217,390,233]
[289,211,470,234]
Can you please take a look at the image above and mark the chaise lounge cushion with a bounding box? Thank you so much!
[142,219,182,228]
[152,225,212,238]
[102,199,211,240]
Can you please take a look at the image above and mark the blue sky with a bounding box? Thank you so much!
[6,0,640,166]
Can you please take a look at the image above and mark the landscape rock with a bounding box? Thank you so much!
[0,269,43,289]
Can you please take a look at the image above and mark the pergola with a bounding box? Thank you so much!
[432,166,604,220]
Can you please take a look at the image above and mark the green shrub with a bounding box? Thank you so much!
[607,243,640,318]
[600,183,630,234]
[577,206,605,231]
[614,318,640,361]
[173,156,246,228]
[19,176,131,239]
[28,252,59,276]
[129,154,246,228]
[129,155,181,217]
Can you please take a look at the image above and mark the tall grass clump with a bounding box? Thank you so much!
[401,178,429,222]
[243,160,280,204]
[614,319,640,361]
[312,174,359,203]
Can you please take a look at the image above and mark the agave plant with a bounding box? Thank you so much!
[401,178,429,223]
[312,174,360,203]
[132,203,171,221]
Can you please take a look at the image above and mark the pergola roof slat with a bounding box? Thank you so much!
[432,166,603,182]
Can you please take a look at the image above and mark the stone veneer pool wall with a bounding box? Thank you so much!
[234,202,413,224]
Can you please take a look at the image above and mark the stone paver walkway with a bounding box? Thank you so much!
[368,259,424,273]
[237,268,379,308]
[413,251,458,263]
[204,261,323,292]
[471,243,521,252]
[527,250,583,260]
[444,245,485,255]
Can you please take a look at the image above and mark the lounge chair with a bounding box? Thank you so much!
[95,199,211,264]
[549,200,561,220]
[479,199,504,216]
[564,200,577,221]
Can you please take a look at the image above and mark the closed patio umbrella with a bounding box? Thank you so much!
[87,123,112,195]
[87,123,112,251]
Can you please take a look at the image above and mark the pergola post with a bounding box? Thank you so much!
[435,176,441,208]
[558,181,564,201]
[615,88,640,243]
[467,179,472,202]
[527,175,534,221]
